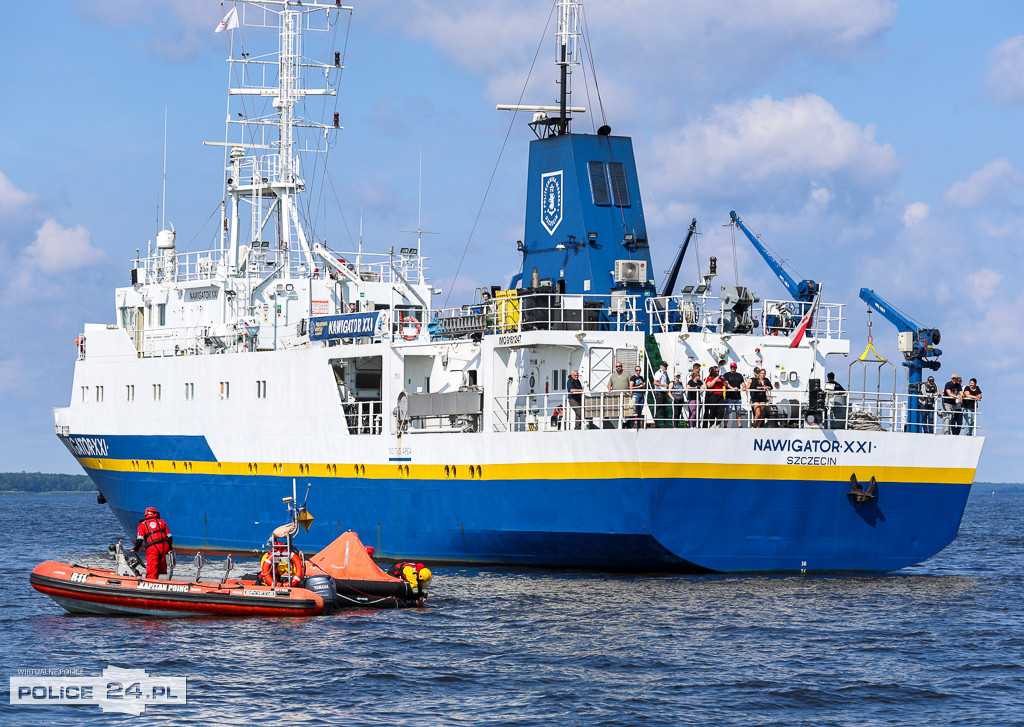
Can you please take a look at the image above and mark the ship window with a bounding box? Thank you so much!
[152,384,162,402]
[126,384,135,402]
[588,161,610,206]
[608,162,629,207]
[256,380,267,399]
[81,386,89,403]
[184,382,194,401]
[220,381,230,400]
[157,304,166,327]
[95,386,104,402]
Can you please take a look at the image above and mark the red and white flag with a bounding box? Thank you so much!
[788,286,821,349]
[215,7,239,33]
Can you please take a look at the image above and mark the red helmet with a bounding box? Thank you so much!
[143,507,159,519]
[365,546,375,556]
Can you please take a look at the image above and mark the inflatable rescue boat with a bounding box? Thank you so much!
[30,553,326,618]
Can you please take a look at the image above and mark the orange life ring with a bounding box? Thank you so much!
[401,315,421,341]
[259,549,304,587]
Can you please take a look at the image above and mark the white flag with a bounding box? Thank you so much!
[215,7,239,33]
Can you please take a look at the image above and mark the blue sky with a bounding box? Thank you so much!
[1,0,1021,481]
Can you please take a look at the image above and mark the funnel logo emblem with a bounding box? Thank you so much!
[541,171,563,235]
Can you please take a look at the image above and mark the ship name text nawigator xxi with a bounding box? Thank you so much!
[55,0,984,573]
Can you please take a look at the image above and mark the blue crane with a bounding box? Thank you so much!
[858,288,942,433]
[730,211,818,303]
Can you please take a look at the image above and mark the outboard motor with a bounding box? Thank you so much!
[303,574,338,615]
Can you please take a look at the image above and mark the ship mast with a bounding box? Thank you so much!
[496,0,585,138]
[208,0,350,294]
[555,0,581,135]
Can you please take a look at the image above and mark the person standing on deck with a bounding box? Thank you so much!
[824,372,847,429]
[653,361,670,427]
[629,366,647,428]
[961,378,982,435]
[670,373,686,428]
[686,364,703,428]
[748,368,772,428]
[608,361,631,426]
[943,375,963,435]
[920,375,938,434]
[722,363,746,427]
[567,370,584,430]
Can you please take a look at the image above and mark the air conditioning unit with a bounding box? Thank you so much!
[614,259,647,284]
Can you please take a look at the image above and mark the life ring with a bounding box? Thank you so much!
[401,315,421,341]
[259,549,304,587]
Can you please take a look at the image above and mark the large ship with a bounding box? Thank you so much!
[55,0,984,573]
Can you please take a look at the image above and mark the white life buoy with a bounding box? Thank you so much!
[401,315,421,340]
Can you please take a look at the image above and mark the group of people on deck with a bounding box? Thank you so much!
[920,374,982,436]
[571,360,779,429]
[565,363,982,434]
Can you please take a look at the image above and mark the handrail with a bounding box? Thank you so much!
[488,386,981,435]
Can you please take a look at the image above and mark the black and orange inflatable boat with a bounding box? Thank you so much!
[306,531,432,608]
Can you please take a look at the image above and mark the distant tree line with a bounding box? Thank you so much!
[0,472,96,492]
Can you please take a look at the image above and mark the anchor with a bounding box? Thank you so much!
[847,473,877,504]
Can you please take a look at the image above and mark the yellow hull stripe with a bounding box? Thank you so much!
[78,457,977,485]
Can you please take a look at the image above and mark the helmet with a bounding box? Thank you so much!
[365,546,375,556]
[143,507,159,519]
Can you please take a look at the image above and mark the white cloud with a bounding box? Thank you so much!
[0,171,36,218]
[944,158,1023,210]
[399,0,896,110]
[902,202,929,227]
[986,35,1024,106]
[808,185,833,211]
[22,219,104,274]
[966,269,1002,303]
[645,94,899,209]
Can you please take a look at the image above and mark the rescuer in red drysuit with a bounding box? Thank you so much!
[132,507,173,579]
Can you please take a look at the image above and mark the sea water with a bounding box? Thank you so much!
[2,489,1022,726]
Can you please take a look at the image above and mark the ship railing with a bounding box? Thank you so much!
[313,248,427,284]
[760,299,844,339]
[137,325,212,357]
[131,249,229,285]
[435,292,644,339]
[645,295,844,339]
[489,386,980,435]
[342,400,384,436]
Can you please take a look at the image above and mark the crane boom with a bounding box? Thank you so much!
[730,211,817,303]
[659,219,697,298]
[858,287,942,433]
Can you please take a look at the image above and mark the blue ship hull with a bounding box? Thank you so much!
[82,462,972,574]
